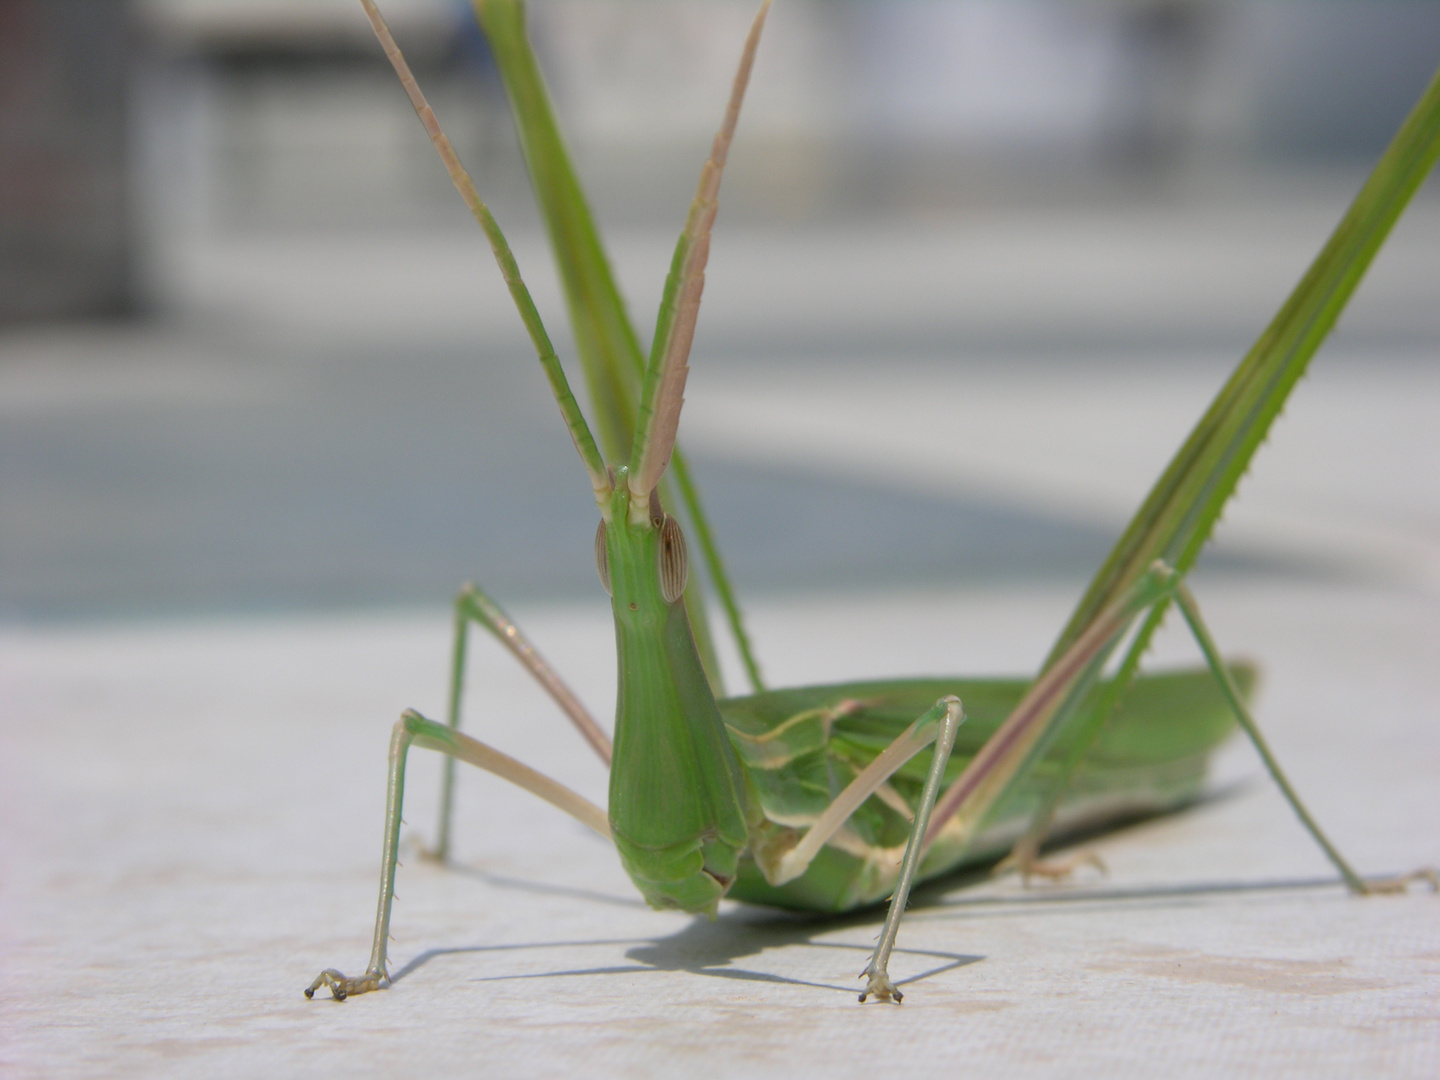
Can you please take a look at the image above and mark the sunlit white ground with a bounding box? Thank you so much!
[4,576,1438,1078]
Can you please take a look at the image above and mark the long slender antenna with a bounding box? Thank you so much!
[359,0,612,506]
[627,0,771,518]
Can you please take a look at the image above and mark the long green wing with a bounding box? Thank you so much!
[472,0,765,692]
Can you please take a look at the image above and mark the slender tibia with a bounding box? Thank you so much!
[307,717,413,1000]
[307,709,610,1001]
[1173,583,1436,895]
[433,583,612,862]
[860,697,964,1004]
[434,591,468,862]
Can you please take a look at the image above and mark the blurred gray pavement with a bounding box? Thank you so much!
[3,178,1438,622]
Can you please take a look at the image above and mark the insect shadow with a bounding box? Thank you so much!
[386,781,1324,996]
[387,864,980,996]
[908,778,1370,919]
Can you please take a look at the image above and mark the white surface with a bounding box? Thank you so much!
[4,580,1438,1078]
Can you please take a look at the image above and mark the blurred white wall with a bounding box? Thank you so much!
[125,0,1440,243]
[7,2,1440,322]
[108,0,1440,346]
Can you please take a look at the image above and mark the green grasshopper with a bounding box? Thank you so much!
[309,0,1440,1004]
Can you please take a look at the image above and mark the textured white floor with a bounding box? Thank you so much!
[4,576,1438,1079]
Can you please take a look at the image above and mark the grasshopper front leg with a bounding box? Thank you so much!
[307,710,610,1000]
[307,716,412,1002]
[747,696,968,1003]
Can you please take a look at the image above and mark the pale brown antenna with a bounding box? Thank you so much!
[627,0,771,518]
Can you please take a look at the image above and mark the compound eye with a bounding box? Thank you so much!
[594,519,612,596]
[658,514,688,604]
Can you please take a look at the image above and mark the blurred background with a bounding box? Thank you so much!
[2,0,1438,622]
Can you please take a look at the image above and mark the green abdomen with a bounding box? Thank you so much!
[720,665,1252,912]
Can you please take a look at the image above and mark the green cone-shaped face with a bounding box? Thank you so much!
[600,475,753,915]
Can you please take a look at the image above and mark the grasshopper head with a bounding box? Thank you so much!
[595,468,689,620]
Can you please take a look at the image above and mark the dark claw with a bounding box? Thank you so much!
[306,968,385,1001]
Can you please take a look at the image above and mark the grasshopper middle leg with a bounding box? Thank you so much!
[755,696,967,1003]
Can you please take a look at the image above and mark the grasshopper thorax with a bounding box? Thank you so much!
[600,469,753,915]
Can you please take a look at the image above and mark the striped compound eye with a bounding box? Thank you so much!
[594,519,612,596]
[658,515,688,604]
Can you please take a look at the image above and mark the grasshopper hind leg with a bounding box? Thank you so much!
[1172,583,1438,895]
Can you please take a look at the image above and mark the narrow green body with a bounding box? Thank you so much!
[600,460,1250,919]
[605,561,1249,919]
[603,478,756,914]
